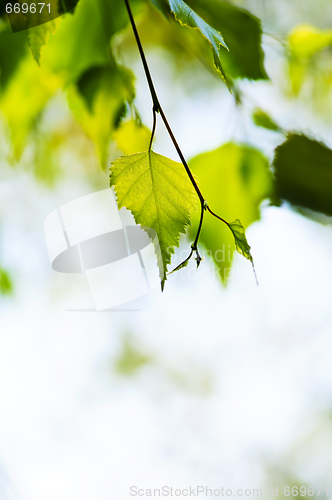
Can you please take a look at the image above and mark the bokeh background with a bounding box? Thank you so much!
[0,0,332,498]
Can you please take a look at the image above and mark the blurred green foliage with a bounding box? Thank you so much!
[115,338,150,375]
[186,0,268,80]
[287,23,332,99]
[189,143,272,282]
[273,134,332,217]
[0,267,13,296]
[252,108,281,132]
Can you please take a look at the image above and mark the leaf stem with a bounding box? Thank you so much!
[207,206,229,228]
[123,0,204,206]
[149,107,157,151]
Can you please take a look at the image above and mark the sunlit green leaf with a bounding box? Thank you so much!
[189,143,272,283]
[169,255,191,274]
[273,134,332,217]
[168,0,229,82]
[112,119,151,155]
[110,150,198,289]
[228,219,253,263]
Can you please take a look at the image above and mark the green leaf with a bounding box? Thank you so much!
[150,0,170,19]
[112,119,151,155]
[110,150,198,289]
[41,0,109,80]
[26,0,60,64]
[287,24,332,96]
[252,108,281,132]
[0,26,28,90]
[186,0,268,80]
[42,0,142,82]
[169,255,191,274]
[273,134,332,217]
[288,23,332,59]
[0,268,13,296]
[189,143,272,283]
[168,0,229,82]
[0,53,62,159]
[228,219,253,263]
[28,19,58,65]
[68,64,135,169]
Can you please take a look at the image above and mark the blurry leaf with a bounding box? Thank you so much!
[288,55,307,96]
[42,0,142,82]
[228,219,253,263]
[273,134,332,217]
[0,268,13,296]
[168,0,229,82]
[252,108,281,132]
[287,24,332,96]
[150,0,170,19]
[28,15,59,64]
[42,0,112,80]
[0,26,28,89]
[289,23,332,59]
[112,119,151,155]
[110,150,197,289]
[187,0,268,80]
[189,143,272,283]
[115,339,150,376]
[63,0,81,11]
[68,65,135,168]
[33,130,63,185]
[0,54,62,159]
[28,22,58,65]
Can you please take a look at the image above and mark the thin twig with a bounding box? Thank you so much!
[149,107,157,151]
[123,0,204,206]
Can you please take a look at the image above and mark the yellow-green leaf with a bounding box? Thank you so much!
[288,23,332,59]
[189,143,272,283]
[0,54,62,159]
[228,219,253,263]
[110,150,197,289]
[112,120,151,155]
